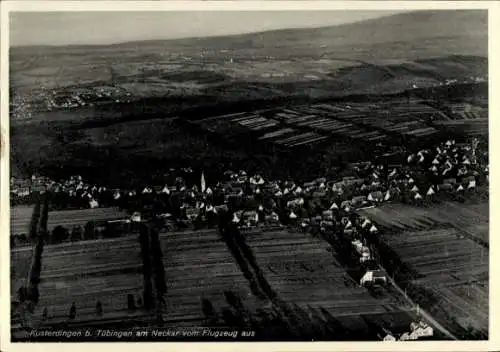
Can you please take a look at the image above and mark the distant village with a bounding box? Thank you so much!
[9,72,487,118]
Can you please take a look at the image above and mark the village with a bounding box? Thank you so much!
[11,133,487,244]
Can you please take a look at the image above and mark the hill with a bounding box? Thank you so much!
[10,10,487,96]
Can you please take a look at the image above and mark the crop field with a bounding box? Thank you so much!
[10,248,34,294]
[11,235,147,326]
[191,98,459,153]
[310,103,441,138]
[381,228,487,283]
[381,228,488,332]
[243,229,418,333]
[360,202,489,242]
[359,201,489,244]
[158,229,262,325]
[432,119,488,136]
[196,111,332,148]
[11,206,128,236]
[358,202,488,332]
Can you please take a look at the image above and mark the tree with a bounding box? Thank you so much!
[96,301,103,316]
[28,196,41,242]
[70,226,83,242]
[83,221,96,240]
[150,226,167,316]
[201,298,217,324]
[139,225,154,310]
[27,195,48,304]
[127,294,136,311]
[51,226,69,244]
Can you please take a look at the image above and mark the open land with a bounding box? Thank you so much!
[359,201,489,335]
[11,206,128,236]
[11,235,148,327]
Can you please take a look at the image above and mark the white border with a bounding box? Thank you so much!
[1,2,499,352]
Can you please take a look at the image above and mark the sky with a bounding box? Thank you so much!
[10,11,406,47]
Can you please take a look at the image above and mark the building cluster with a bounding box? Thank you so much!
[11,136,487,216]
[45,87,132,110]
[383,319,434,341]
[11,136,487,243]
[10,94,34,120]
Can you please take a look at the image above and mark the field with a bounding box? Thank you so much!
[11,206,128,236]
[190,99,449,154]
[432,119,489,136]
[243,229,420,335]
[359,201,489,245]
[358,202,489,333]
[11,235,148,327]
[12,225,424,338]
[158,229,262,325]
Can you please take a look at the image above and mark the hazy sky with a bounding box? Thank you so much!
[10,11,406,47]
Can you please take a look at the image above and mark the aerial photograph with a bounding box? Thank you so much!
[8,9,488,341]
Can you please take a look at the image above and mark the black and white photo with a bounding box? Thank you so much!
[2,3,494,346]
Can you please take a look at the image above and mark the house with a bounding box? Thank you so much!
[242,211,259,226]
[343,178,365,187]
[322,210,334,221]
[352,195,367,207]
[131,212,141,222]
[360,270,387,287]
[329,202,339,210]
[215,204,229,213]
[399,332,411,341]
[388,168,398,178]
[12,187,31,197]
[186,206,200,220]
[462,175,476,184]
[368,191,384,203]
[468,179,477,189]
[349,161,370,169]
[413,321,434,338]
[312,190,327,198]
[316,177,327,184]
[384,190,392,201]
[426,186,436,196]
[303,181,316,189]
[360,217,371,229]
[437,183,453,192]
[232,211,242,223]
[383,334,396,342]
[341,200,352,209]
[287,197,304,208]
[250,175,265,185]
[443,178,457,185]
[265,212,280,223]
[331,183,344,193]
